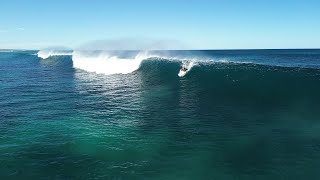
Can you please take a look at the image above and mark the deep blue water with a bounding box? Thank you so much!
[1,49,320,179]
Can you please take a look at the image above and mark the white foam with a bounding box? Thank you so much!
[72,51,151,75]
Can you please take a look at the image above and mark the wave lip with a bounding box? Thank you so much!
[72,51,151,75]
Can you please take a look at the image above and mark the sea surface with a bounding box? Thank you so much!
[1,49,320,179]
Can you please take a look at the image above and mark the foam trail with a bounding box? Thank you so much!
[37,48,73,59]
[72,51,151,75]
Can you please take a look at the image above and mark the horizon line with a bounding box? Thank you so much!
[1,48,320,51]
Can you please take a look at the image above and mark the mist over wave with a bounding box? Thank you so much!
[75,38,187,51]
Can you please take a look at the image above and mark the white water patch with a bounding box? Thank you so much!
[72,51,151,75]
[37,49,73,59]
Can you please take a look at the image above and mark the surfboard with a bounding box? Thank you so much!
[178,62,194,77]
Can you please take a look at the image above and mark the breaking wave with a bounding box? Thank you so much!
[37,48,73,59]
[72,51,152,75]
[36,49,320,76]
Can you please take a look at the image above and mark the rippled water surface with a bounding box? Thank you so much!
[1,50,320,179]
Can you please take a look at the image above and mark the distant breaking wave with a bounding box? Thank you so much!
[37,48,73,59]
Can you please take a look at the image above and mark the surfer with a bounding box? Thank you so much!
[182,66,188,72]
[178,63,192,77]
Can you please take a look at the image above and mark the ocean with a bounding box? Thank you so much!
[1,49,320,179]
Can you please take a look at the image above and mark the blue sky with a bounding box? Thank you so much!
[0,0,320,49]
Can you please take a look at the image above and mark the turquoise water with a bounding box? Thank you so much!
[1,50,320,179]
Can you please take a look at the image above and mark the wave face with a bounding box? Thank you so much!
[139,58,320,102]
